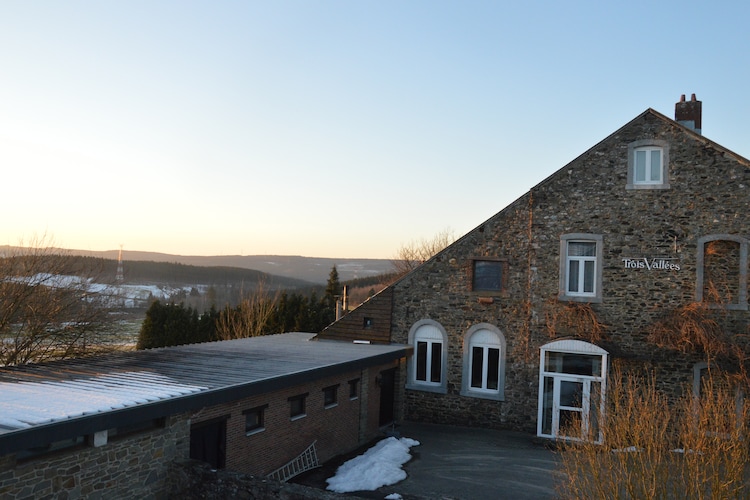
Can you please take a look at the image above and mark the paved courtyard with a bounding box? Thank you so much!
[295,421,564,499]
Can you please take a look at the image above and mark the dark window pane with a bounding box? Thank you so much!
[473,261,503,291]
[568,260,580,292]
[290,396,305,417]
[487,348,500,390]
[583,261,595,293]
[324,386,337,406]
[416,341,427,381]
[430,343,442,383]
[245,410,263,432]
[471,346,483,388]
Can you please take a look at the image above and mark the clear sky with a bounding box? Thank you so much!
[2,1,749,259]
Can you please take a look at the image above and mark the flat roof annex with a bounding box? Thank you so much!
[0,332,412,455]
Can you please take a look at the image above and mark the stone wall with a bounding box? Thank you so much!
[0,415,189,500]
[388,111,750,431]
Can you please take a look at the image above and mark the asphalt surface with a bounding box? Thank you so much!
[294,422,564,500]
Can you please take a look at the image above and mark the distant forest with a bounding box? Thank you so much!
[49,255,394,311]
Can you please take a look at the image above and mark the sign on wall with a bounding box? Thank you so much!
[622,257,681,271]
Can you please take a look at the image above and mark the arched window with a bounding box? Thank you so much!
[406,320,448,394]
[461,324,506,401]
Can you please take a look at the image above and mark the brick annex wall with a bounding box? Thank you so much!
[0,415,189,500]
[190,361,400,477]
[385,111,750,432]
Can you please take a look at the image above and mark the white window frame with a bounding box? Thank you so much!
[626,139,670,190]
[406,320,448,394]
[559,234,603,303]
[537,340,608,442]
[460,324,506,401]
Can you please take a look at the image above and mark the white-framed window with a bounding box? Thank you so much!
[460,324,506,401]
[559,234,603,302]
[634,147,662,184]
[406,320,448,394]
[627,139,669,190]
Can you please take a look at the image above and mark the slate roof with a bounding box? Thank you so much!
[0,332,411,454]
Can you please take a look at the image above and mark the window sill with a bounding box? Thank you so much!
[324,403,338,410]
[460,388,504,401]
[290,414,307,422]
[406,382,447,394]
[626,183,670,190]
[245,427,266,436]
[558,293,602,304]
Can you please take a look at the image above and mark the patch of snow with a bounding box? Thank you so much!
[385,494,403,499]
[326,437,419,493]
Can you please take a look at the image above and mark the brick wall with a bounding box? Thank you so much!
[0,415,189,500]
[190,362,400,477]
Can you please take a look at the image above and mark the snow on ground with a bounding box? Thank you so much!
[326,436,420,494]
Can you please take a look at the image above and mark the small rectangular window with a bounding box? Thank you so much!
[349,379,360,399]
[472,260,505,291]
[323,385,339,408]
[243,405,268,434]
[289,394,307,419]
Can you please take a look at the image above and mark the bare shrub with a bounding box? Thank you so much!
[0,236,113,366]
[215,281,280,339]
[391,227,455,277]
[545,300,607,343]
[557,368,749,499]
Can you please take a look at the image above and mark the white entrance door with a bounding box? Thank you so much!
[537,340,607,441]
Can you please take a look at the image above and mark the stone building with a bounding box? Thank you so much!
[320,95,750,439]
[0,332,410,498]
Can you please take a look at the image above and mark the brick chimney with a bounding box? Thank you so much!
[675,93,702,135]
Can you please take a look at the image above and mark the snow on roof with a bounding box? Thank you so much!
[0,372,206,432]
[0,332,411,441]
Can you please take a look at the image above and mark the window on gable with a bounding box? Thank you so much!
[244,405,267,435]
[634,147,662,184]
[461,325,506,401]
[627,139,669,190]
[559,234,603,303]
[406,321,448,394]
[472,259,506,292]
[696,235,748,310]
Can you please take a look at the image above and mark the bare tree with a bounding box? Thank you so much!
[0,236,112,366]
[215,281,280,340]
[391,227,456,277]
